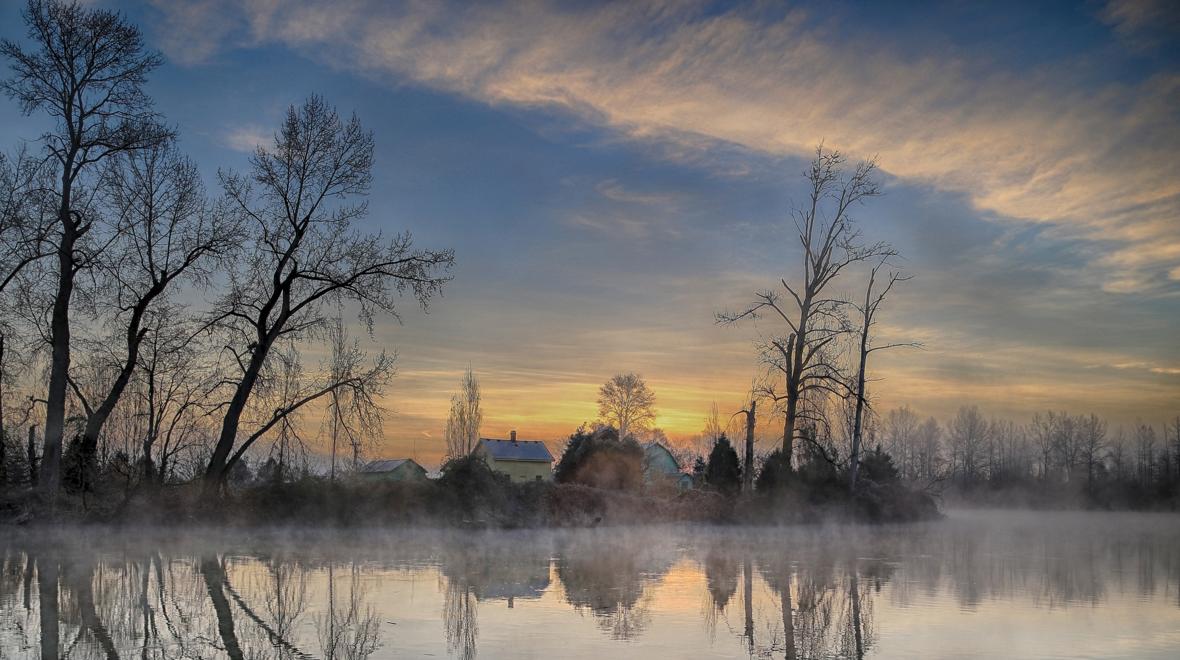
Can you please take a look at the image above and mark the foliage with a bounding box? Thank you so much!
[857,445,899,486]
[554,425,644,491]
[704,435,741,495]
[755,448,792,493]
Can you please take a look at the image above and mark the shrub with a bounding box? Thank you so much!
[705,435,741,496]
[554,425,644,490]
[755,448,792,493]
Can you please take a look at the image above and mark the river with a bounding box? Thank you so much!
[1,509,1178,658]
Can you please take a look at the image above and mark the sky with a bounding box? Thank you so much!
[1,0,1178,466]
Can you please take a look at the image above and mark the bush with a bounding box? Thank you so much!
[554,425,644,490]
[858,445,899,486]
[755,448,792,493]
[705,435,741,496]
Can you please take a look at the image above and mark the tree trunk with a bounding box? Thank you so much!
[201,557,244,660]
[203,345,268,496]
[27,426,38,487]
[743,556,754,653]
[142,437,155,483]
[79,301,152,489]
[40,222,75,502]
[783,391,797,467]
[782,571,796,660]
[849,277,872,494]
[849,573,864,660]
[37,555,59,660]
[743,400,756,493]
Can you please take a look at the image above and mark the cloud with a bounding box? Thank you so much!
[152,0,1180,294]
[220,124,270,153]
[1100,0,1180,51]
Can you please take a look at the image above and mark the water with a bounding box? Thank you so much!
[1,510,1178,659]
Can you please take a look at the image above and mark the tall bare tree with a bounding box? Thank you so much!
[65,139,232,487]
[720,146,886,468]
[597,373,656,441]
[2,0,170,498]
[848,256,913,492]
[202,95,452,494]
[444,367,482,462]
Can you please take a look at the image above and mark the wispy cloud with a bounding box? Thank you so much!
[1100,0,1180,51]
[153,0,1180,294]
[220,124,270,153]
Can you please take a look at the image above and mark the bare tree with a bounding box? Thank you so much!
[597,373,656,441]
[1078,413,1107,496]
[135,307,211,483]
[202,95,452,494]
[848,256,913,492]
[444,367,482,462]
[2,0,170,498]
[65,139,232,487]
[948,406,989,484]
[883,406,919,481]
[327,318,387,478]
[720,146,885,468]
[913,416,942,482]
[737,398,756,494]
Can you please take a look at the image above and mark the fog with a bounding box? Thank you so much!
[3,510,1178,659]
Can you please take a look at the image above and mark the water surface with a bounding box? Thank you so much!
[2,510,1178,658]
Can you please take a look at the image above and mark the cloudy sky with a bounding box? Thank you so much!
[2,0,1178,464]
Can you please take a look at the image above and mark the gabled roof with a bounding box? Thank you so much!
[480,438,554,463]
[642,441,683,471]
[362,458,422,473]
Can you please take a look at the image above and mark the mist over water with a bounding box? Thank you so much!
[2,510,1178,659]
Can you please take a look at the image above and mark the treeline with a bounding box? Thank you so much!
[0,1,453,515]
[868,406,1180,509]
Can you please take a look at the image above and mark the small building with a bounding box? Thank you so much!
[643,442,693,491]
[476,431,554,482]
[359,458,428,482]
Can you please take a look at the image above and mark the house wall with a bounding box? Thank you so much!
[488,458,552,482]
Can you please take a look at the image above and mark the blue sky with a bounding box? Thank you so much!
[1,0,1177,461]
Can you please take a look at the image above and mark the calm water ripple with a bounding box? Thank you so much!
[1,510,1178,659]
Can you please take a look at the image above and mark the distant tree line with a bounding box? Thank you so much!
[871,405,1180,508]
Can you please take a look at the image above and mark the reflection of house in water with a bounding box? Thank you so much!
[440,538,552,609]
[476,431,554,482]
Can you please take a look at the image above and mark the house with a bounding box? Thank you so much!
[475,431,554,482]
[643,442,693,491]
[358,458,428,482]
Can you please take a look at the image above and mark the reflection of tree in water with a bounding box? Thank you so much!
[704,548,740,612]
[699,545,740,639]
[443,573,479,660]
[554,535,674,640]
[316,563,381,660]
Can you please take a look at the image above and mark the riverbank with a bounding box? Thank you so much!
[0,473,941,528]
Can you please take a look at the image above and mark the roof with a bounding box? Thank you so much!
[479,438,554,463]
[361,458,423,473]
[643,442,682,471]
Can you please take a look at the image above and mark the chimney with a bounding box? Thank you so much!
[510,430,517,443]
